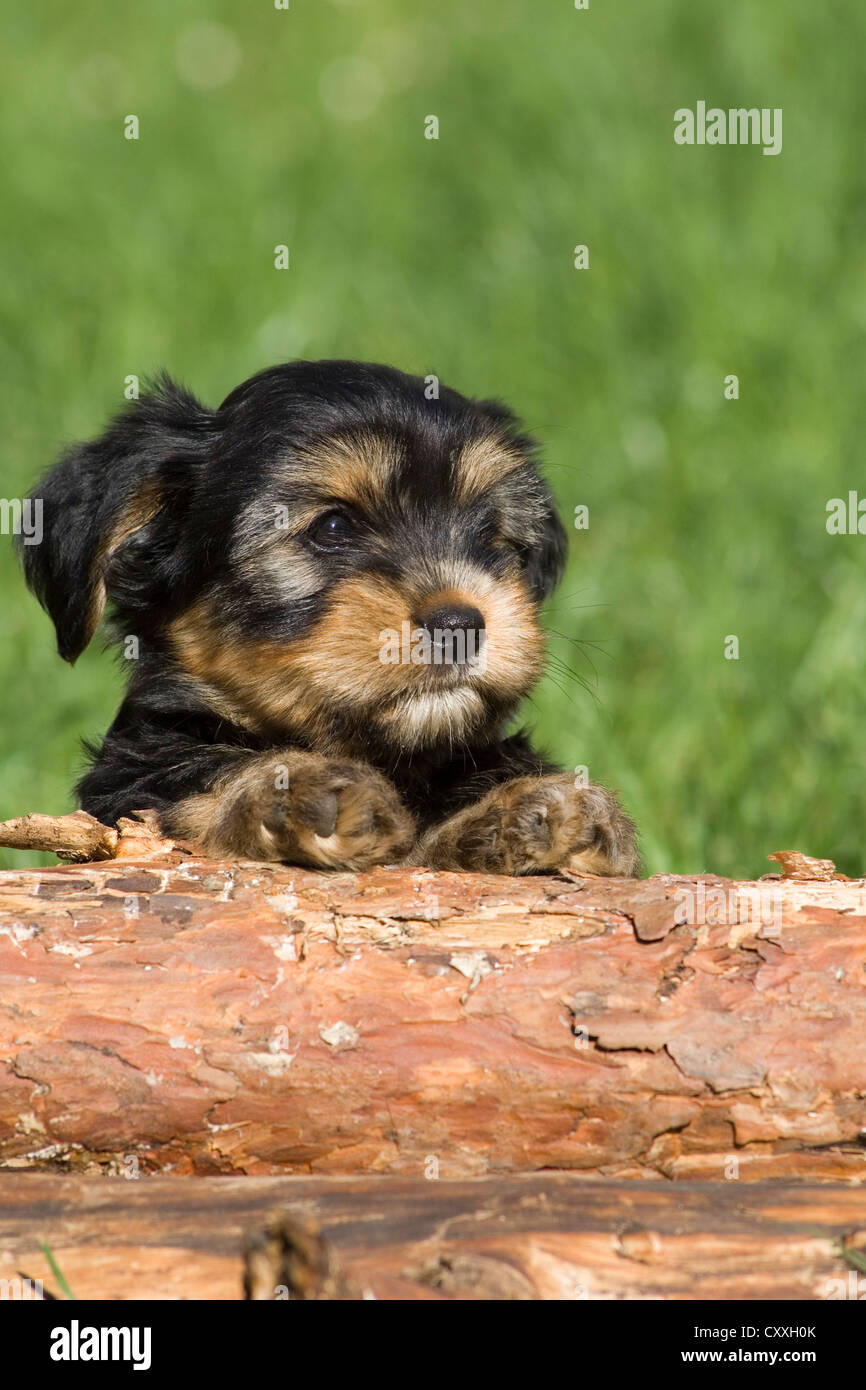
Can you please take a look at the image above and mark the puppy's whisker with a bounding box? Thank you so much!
[543,656,600,707]
[546,633,609,684]
[546,628,611,655]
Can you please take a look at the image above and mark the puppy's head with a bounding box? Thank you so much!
[23,362,567,754]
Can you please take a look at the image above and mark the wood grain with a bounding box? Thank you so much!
[1,1173,865,1300]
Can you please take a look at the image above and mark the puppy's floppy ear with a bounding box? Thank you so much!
[21,376,214,662]
[523,483,568,603]
[474,395,568,605]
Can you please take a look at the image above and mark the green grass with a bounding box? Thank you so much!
[39,1241,76,1300]
[1,0,864,877]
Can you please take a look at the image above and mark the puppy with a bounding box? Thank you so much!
[20,361,638,877]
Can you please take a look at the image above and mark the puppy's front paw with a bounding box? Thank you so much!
[416,773,639,877]
[170,755,415,870]
[261,759,416,870]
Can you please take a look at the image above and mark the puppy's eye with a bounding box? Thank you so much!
[310,510,354,549]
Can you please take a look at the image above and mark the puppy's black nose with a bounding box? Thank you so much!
[412,603,486,665]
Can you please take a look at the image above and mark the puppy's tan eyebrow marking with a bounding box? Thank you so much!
[290,431,399,509]
[455,435,524,503]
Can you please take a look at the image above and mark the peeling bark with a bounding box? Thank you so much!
[0,809,183,863]
[0,811,119,862]
[0,853,864,1178]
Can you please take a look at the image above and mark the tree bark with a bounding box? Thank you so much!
[1,849,864,1179]
[1,1172,865,1300]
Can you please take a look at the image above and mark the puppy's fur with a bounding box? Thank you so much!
[20,361,638,876]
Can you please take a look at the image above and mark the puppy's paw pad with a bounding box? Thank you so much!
[425,774,639,877]
[263,761,414,870]
[513,775,638,877]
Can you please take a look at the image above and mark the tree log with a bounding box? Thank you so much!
[1,1173,866,1300]
[0,853,865,1178]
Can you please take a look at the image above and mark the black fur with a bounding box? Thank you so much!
[18,359,628,870]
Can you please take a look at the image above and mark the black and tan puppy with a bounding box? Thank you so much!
[21,361,638,876]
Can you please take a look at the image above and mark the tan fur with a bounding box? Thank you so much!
[169,563,544,749]
[166,749,415,869]
[291,432,398,509]
[455,435,524,504]
[412,773,640,877]
[83,481,164,651]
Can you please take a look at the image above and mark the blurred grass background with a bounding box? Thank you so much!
[1,0,863,876]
